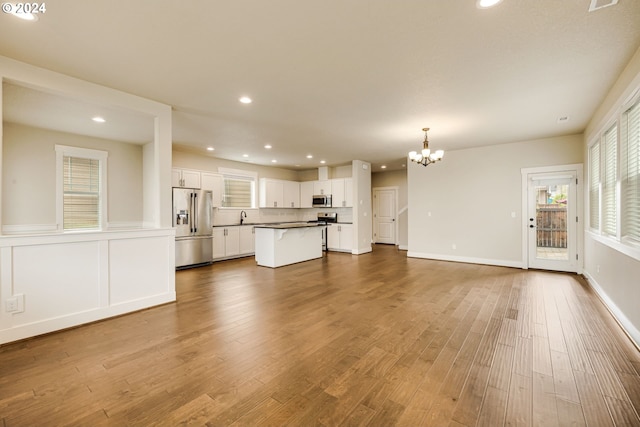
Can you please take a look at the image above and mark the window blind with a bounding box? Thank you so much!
[63,156,101,229]
[602,125,618,236]
[222,175,254,208]
[622,100,640,243]
[589,143,600,230]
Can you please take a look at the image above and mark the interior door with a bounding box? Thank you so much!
[527,173,577,272]
[373,188,396,244]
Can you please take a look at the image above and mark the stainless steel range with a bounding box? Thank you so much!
[308,212,337,251]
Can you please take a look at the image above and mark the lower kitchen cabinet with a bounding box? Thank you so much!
[327,223,353,252]
[239,226,255,254]
[212,226,254,260]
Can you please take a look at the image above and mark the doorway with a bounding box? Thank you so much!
[521,165,582,273]
[373,187,397,245]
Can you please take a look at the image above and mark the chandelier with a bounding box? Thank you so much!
[408,127,444,166]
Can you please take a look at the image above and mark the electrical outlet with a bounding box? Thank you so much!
[5,294,24,313]
[452,243,457,250]
[5,297,18,313]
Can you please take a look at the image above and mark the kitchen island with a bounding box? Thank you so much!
[254,223,325,268]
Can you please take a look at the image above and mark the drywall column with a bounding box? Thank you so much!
[352,160,372,254]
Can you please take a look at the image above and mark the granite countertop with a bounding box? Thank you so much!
[254,222,326,229]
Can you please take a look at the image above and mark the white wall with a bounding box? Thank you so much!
[583,45,640,346]
[408,134,583,267]
[372,169,408,249]
[352,160,372,254]
[0,56,175,344]
[2,123,143,229]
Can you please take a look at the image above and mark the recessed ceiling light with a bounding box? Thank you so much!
[381,165,387,169]
[320,160,326,164]
[242,154,249,158]
[271,159,277,163]
[476,0,503,8]
[239,96,252,104]
[306,155,313,159]
[92,116,105,123]
[264,144,272,149]
[206,147,214,151]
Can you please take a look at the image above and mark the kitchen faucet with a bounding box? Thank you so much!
[240,210,247,225]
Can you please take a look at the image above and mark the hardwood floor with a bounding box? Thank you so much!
[1,245,640,426]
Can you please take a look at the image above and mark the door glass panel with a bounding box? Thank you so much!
[534,182,569,260]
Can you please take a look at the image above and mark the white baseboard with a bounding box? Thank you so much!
[0,292,176,345]
[406,251,523,269]
[582,270,640,349]
[352,247,372,255]
[398,245,408,251]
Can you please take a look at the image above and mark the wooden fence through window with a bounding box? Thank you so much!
[537,205,567,248]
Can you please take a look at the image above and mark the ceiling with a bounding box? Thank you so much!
[1,0,640,172]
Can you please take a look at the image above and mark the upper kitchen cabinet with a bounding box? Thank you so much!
[313,180,332,196]
[172,168,201,189]
[283,181,300,208]
[331,178,353,208]
[259,178,300,208]
[259,178,283,208]
[201,172,224,207]
[300,181,314,208]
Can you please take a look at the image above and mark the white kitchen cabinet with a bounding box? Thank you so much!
[331,178,353,208]
[239,225,255,254]
[283,181,300,208]
[201,172,224,207]
[212,226,241,259]
[172,168,201,188]
[211,228,226,259]
[213,226,254,260]
[300,181,314,208]
[313,180,332,196]
[327,223,353,252]
[260,178,300,208]
[225,227,240,256]
[259,178,283,208]
[344,178,353,208]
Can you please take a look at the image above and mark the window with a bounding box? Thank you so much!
[602,124,618,236]
[589,143,600,230]
[588,89,640,259]
[56,145,108,231]
[621,98,640,244]
[218,168,256,208]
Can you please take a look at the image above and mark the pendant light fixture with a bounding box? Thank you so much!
[408,127,444,166]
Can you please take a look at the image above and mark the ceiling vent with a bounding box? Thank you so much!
[589,0,618,12]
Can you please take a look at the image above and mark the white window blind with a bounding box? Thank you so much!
[63,156,101,230]
[589,143,600,230]
[602,125,618,236]
[217,168,256,209]
[621,99,640,243]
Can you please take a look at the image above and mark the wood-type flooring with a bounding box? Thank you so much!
[1,244,640,426]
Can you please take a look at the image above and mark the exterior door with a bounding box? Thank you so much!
[373,188,396,244]
[527,173,578,272]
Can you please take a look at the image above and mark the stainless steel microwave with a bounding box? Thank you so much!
[312,194,332,208]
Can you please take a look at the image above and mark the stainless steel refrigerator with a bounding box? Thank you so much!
[173,188,213,268]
